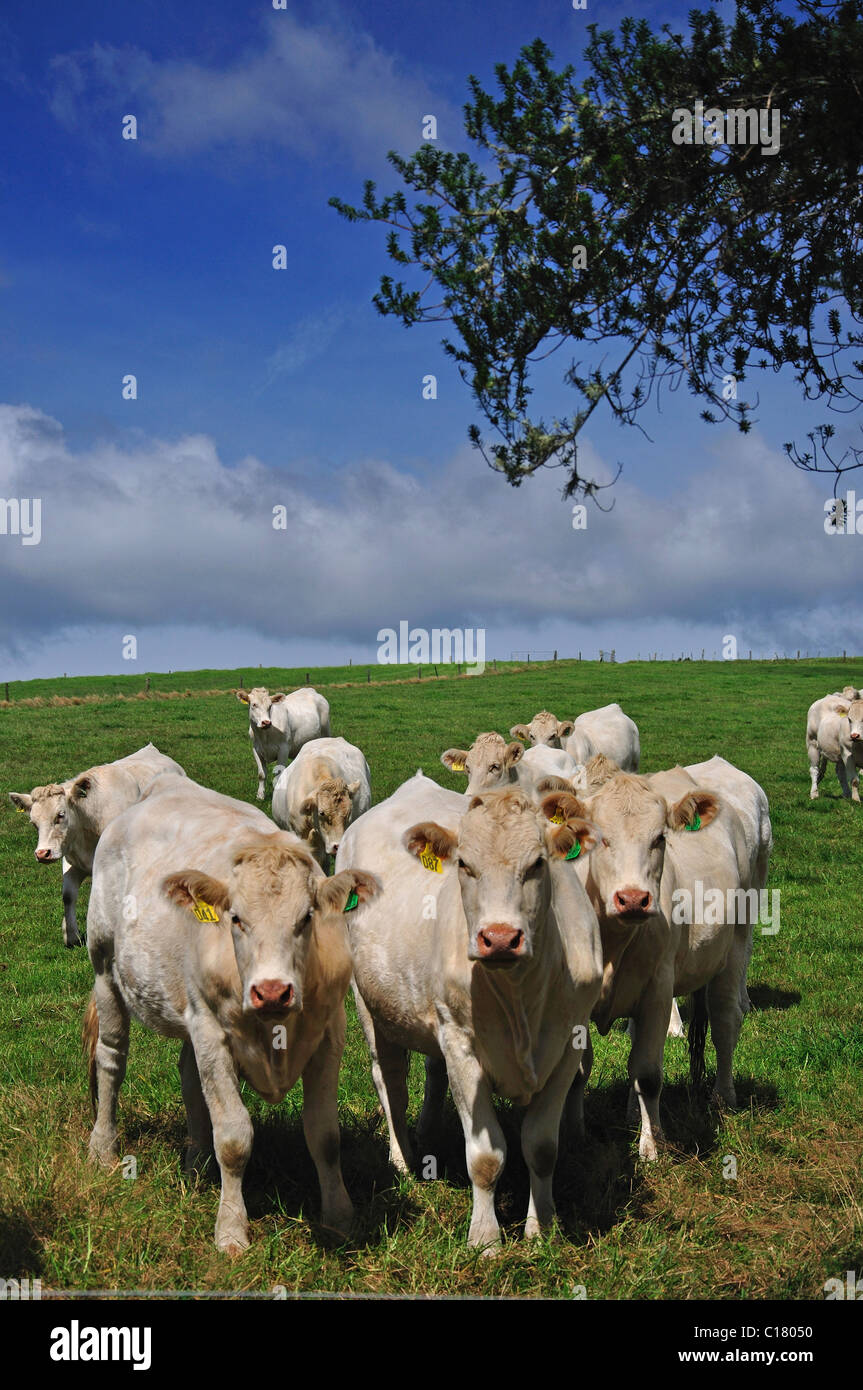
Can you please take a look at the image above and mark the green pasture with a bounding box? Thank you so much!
[1,658,861,1297]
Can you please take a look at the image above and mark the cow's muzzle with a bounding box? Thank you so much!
[250,979,295,1013]
[35,848,58,863]
[612,887,654,920]
[476,923,524,964]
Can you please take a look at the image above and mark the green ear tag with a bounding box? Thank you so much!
[565,840,581,861]
[345,891,359,912]
[686,813,702,832]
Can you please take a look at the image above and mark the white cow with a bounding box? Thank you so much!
[550,773,750,1159]
[509,711,575,748]
[441,731,581,800]
[337,775,603,1253]
[236,686,330,800]
[563,703,640,771]
[9,743,185,947]
[84,773,380,1253]
[272,737,372,866]
[810,698,863,801]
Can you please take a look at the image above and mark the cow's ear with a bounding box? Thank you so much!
[667,790,720,833]
[441,749,469,773]
[162,871,230,920]
[548,818,601,861]
[300,796,316,818]
[9,792,33,812]
[836,704,850,716]
[316,869,381,917]
[403,821,458,865]
[539,791,587,825]
[236,690,250,704]
[505,741,524,767]
[270,693,286,704]
[557,719,575,737]
[509,724,530,741]
[71,776,91,801]
[347,780,361,796]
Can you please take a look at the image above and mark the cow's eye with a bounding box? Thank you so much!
[524,857,545,877]
[489,764,501,774]
[651,834,665,850]
[297,909,313,932]
[457,859,477,878]
[230,913,245,930]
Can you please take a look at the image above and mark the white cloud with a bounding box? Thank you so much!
[47,10,457,171]
[0,400,859,679]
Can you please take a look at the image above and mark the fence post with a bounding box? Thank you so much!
[367,668,370,683]
[553,650,557,661]
[418,664,421,681]
[611,649,615,663]
[145,677,151,692]
[306,672,310,685]
[4,683,8,702]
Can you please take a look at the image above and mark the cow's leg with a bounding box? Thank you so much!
[848,756,861,803]
[627,985,670,1161]
[188,1016,254,1253]
[706,944,747,1108]
[416,1054,448,1167]
[562,1030,592,1143]
[61,859,85,947]
[252,745,267,801]
[522,1045,581,1239]
[178,1039,213,1174]
[808,741,822,798]
[836,757,852,799]
[667,998,686,1037]
[439,1023,505,1254]
[88,972,130,1165]
[352,986,414,1174]
[301,1012,354,1238]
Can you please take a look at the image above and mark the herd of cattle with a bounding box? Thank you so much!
[4,679,854,1256]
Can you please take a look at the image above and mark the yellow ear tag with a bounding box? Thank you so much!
[451,760,465,772]
[15,806,27,813]
[193,900,219,922]
[419,844,443,873]
[549,811,565,825]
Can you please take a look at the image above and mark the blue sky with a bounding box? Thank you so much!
[1,0,858,679]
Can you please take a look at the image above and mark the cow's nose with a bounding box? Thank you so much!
[330,843,339,856]
[35,848,54,862]
[259,719,271,728]
[250,979,294,1010]
[613,887,652,914]
[477,924,524,958]
[852,731,860,740]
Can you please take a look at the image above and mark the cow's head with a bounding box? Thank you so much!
[840,686,860,701]
[163,834,379,1016]
[236,686,285,730]
[509,711,575,748]
[840,698,863,743]
[441,732,525,797]
[403,788,599,967]
[565,775,719,925]
[300,777,360,857]
[9,783,71,862]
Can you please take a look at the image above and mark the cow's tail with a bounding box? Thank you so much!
[82,989,99,1116]
[688,986,709,1089]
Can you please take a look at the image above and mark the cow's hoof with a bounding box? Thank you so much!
[216,1225,250,1255]
[711,1088,737,1111]
[88,1137,118,1168]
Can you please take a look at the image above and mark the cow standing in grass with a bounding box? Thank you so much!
[9,743,184,947]
[337,774,603,1253]
[236,687,330,800]
[272,736,371,867]
[808,697,863,801]
[83,772,379,1253]
[549,773,750,1159]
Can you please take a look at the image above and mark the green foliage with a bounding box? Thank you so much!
[331,1,863,496]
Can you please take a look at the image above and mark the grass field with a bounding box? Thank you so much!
[1,657,862,1299]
